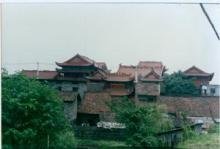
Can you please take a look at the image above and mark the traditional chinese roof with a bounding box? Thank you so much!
[22,70,58,80]
[86,70,107,81]
[183,66,214,80]
[117,61,165,81]
[141,68,163,82]
[56,54,95,67]
[95,62,108,70]
[138,61,163,68]
[105,72,134,82]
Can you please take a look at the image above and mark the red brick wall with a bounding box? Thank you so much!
[158,96,219,118]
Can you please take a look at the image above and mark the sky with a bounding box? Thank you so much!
[2,2,220,84]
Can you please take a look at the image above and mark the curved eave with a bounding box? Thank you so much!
[140,79,163,82]
[184,73,214,81]
[104,79,134,82]
[86,76,104,81]
[55,62,94,67]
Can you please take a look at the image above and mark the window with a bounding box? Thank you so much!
[72,87,78,92]
[111,84,125,89]
[138,95,156,102]
[57,86,62,91]
[211,88,216,94]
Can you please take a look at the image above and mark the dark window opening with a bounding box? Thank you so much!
[72,87,78,92]
[111,84,125,89]
[138,95,156,102]
[76,113,100,126]
[211,88,216,94]
[57,86,62,91]
[77,95,82,107]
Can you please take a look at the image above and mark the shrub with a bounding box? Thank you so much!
[108,97,173,147]
[163,71,199,96]
[2,73,76,148]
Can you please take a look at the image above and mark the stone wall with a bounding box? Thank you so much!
[64,101,77,124]
[157,96,219,118]
[136,82,160,96]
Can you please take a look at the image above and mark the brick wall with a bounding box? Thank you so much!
[158,96,219,118]
[136,82,160,96]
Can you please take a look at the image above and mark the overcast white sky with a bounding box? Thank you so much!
[2,1,220,84]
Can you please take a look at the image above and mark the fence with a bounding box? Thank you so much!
[73,123,203,147]
[73,126,126,141]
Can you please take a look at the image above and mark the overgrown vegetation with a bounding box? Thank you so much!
[2,72,76,149]
[162,71,199,96]
[208,124,220,134]
[76,139,127,148]
[178,119,220,148]
[177,132,220,149]
[108,97,173,147]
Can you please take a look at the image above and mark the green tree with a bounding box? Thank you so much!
[163,71,199,96]
[2,73,75,149]
[108,97,173,147]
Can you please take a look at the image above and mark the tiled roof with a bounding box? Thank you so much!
[141,68,163,82]
[105,72,134,82]
[56,54,95,67]
[95,62,108,70]
[138,61,163,68]
[183,66,214,78]
[117,61,165,80]
[78,92,112,114]
[22,70,57,80]
[86,70,107,80]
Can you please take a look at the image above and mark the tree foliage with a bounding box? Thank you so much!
[163,71,199,96]
[108,97,173,147]
[2,73,75,149]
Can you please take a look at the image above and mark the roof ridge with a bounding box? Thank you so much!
[143,67,160,78]
[184,66,209,74]
[22,70,56,72]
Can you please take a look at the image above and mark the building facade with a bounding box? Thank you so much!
[183,66,214,96]
[22,54,166,125]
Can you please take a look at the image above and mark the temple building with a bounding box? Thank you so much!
[22,54,166,125]
[117,61,166,101]
[183,66,214,95]
[183,66,214,87]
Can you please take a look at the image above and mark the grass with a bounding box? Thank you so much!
[76,139,127,148]
[177,133,220,149]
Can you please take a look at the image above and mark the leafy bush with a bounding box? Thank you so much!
[2,73,75,148]
[163,71,199,96]
[50,131,76,149]
[108,97,173,147]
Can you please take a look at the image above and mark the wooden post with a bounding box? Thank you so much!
[47,134,50,149]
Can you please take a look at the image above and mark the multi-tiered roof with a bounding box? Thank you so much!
[183,66,214,80]
[117,61,166,82]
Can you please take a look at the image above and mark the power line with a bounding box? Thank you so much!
[5,1,220,4]
[3,62,55,65]
[200,3,220,40]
